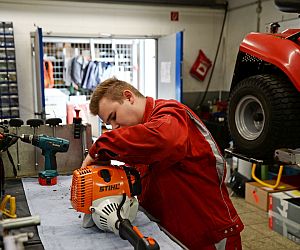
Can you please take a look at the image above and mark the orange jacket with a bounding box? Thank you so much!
[44,60,54,88]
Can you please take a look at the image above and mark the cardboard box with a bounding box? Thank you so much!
[269,190,300,244]
[245,180,299,211]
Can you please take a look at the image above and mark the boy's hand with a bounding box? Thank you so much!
[81,154,94,168]
[81,153,112,168]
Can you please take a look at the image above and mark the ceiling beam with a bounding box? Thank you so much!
[55,0,227,9]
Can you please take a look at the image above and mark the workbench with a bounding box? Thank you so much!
[3,176,185,250]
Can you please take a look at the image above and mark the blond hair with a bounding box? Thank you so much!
[89,77,144,115]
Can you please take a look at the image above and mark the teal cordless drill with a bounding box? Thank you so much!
[20,134,69,185]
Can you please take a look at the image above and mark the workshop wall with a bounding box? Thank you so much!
[0,0,225,120]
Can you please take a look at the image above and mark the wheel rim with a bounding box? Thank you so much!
[235,95,265,141]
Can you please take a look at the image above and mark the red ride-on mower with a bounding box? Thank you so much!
[227,0,300,163]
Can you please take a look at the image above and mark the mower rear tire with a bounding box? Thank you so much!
[227,74,300,162]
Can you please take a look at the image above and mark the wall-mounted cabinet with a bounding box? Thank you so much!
[0,21,19,119]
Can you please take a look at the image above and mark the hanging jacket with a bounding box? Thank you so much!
[89,97,244,249]
[43,60,54,88]
[81,61,100,90]
[70,56,89,87]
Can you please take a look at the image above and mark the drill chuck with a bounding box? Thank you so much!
[20,134,34,144]
[20,134,39,146]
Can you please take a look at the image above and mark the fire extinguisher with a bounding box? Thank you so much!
[190,50,212,81]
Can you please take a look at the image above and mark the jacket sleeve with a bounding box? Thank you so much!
[89,107,189,166]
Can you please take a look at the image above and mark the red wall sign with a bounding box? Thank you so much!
[170,11,179,21]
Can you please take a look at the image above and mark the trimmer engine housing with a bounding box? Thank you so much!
[71,164,141,214]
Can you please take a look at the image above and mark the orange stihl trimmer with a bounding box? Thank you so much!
[71,164,159,250]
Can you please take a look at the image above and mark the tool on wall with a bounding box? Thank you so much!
[71,164,160,250]
[8,119,24,171]
[46,118,62,137]
[26,119,44,170]
[0,122,18,188]
[0,122,17,199]
[73,108,82,139]
[73,108,88,160]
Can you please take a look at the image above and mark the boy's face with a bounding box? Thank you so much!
[98,90,141,129]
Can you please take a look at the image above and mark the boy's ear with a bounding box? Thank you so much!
[123,90,134,104]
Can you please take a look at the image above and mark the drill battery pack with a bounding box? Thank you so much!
[38,170,58,186]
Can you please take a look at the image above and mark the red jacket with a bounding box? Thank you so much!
[89,97,244,249]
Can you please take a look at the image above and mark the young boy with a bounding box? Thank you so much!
[81,77,244,250]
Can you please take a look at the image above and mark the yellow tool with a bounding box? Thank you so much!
[0,195,17,218]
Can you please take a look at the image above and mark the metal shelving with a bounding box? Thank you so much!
[0,21,19,119]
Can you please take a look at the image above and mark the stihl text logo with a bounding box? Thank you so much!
[100,184,120,192]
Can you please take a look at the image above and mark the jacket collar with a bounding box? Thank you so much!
[142,97,154,123]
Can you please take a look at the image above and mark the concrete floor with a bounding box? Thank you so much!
[230,195,300,250]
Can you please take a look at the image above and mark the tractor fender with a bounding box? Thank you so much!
[240,32,300,91]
